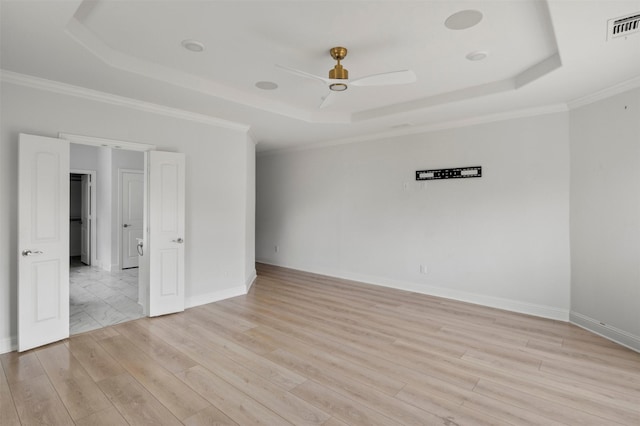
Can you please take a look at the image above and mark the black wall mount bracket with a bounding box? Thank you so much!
[415,166,482,181]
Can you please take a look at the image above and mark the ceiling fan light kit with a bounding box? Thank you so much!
[329,83,348,92]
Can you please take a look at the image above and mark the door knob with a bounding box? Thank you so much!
[123,224,131,228]
[22,250,43,257]
[172,238,184,244]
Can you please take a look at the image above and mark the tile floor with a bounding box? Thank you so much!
[69,257,144,335]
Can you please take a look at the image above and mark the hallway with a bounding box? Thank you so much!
[70,257,144,334]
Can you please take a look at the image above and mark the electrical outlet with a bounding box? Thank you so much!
[275,245,279,253]
[420,265,428,274]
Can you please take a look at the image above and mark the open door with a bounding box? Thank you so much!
[18,134,70,352]
[148,151,185,316]
[80,174,91,265]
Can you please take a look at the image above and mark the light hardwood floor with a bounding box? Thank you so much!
[2,263,639,425]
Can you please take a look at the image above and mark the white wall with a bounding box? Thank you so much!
[257,113,572,319]
[0,80,254,352]
[70,143,100,170]
[570,88,640,351]
[96,147,112,270]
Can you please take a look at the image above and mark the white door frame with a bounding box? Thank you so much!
[18,132,187,350]
[118,169,144,270]
[61,133,155,318]
[70,169,97,267]
[60,133,185,318]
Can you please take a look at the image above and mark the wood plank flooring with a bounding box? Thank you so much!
[2,263,639,425]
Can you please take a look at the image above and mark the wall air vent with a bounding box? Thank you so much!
[607,12,640,40]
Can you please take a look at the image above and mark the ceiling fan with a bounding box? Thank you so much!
[276,46,416,108]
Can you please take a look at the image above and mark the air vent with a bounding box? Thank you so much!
[607,12,640,40]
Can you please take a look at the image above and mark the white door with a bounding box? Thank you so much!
[18,134,70,352]
[121,171,144,269]
[148,151,185,316]
[80,174,91,265]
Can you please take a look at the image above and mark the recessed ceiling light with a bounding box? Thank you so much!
[445,10,483,30]
[255,81,278,90]
[181,39,205,52]
[466,51,488,61]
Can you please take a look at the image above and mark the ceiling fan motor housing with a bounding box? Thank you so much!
[329,64,348,79]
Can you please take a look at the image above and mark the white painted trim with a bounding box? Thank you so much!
[0,336,16,354]
[246,270,257,292]
[185,285,247,309]
[353,79,516,122]
[93,260,112,272]
[247,129,259,145]
[1,70,251,132]
[514,53,562,89]
[567,75,640,109]
[258,103,569,157]
[62,133,155,152]
[570,311,640,353]
[256,259,570,321]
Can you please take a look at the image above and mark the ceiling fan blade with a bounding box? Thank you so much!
[350,70,416,87]
[275,64,330,84]
[319,91,338,109]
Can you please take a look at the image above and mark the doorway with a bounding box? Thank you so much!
[68,146,145,335]
[69,171,95,266]
[18,133,186,351]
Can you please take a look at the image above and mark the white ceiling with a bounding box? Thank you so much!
[2,0,640,151]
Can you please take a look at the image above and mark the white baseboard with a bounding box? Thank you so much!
[185,285,247,309]
[1,336,17,354]
[256,259,570,322]
[94,260,112,272]
[246,269,257,292]
[570,311,640,353]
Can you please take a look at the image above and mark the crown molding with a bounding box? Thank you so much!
[0,69,251,133]
[59,133,156,151]
[247,129,259,145]
[259,103,569,156]
[568,75,640,110]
